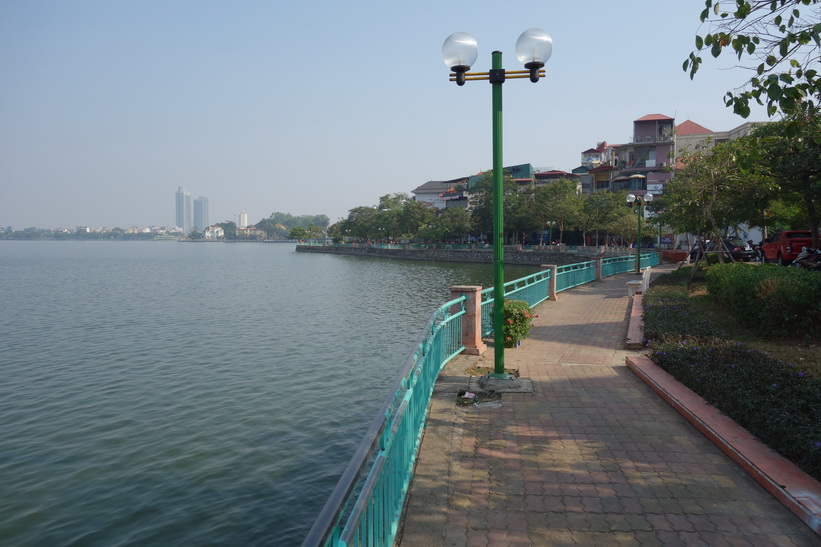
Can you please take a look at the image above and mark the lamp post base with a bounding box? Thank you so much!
[476,373,533,393]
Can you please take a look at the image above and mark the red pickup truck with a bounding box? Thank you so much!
[761,230,815,265]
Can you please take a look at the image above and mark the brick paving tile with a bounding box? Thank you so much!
[397,266,821,547]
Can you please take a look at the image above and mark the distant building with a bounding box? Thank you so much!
[534,170,582,193]
[610,113,675,196]
[175,187,192,232]
[236,224,267,240]
[411,178,468,210]
[204,225,224,240]
[239,211,249,228]
[674,119,763,161]
[193,196,209,232]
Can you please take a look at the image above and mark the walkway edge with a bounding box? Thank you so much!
[626,354,821,537]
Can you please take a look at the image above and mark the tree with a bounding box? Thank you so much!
[747,107,821,244]
[289,226,309,239]
[534,179,582,244]
[341,206,379,239]
[578,191,626,246]
[654,140,766,259]
[468,171,519,239]
[610,208,657,247]
[684,0,821,117]
[217,221,237,240]
[437,206,472,242]
[396,199,436,239]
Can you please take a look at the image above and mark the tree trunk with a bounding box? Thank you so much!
[804,175,819,247]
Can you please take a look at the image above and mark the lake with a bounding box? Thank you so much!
[0,241,536,546]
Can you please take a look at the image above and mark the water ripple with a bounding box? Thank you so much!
[0,241,535,545]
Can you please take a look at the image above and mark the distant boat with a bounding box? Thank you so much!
[153,235,179,241]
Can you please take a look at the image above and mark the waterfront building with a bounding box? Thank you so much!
[204,225,224,240]
[239,211,249,229]
[176,187,192,232]
[193,196,209,232]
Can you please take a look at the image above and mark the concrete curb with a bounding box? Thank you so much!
[624,299,821,538]
[625,294,644,349]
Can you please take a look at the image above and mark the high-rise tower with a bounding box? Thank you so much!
[193,196,209,232]
[176,187,192,232]
[239,211,248,229]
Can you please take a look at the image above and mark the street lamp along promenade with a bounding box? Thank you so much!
[626,192,653,274]
[443,29,553,379]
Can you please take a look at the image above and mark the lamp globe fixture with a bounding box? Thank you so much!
[442,32,478,86]
[515,28,553,82]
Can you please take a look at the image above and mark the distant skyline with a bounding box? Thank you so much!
[1,1,771,229]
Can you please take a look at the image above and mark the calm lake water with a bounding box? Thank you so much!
[0,241,536,546]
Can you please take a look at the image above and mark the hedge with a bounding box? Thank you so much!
[643,271,821,482]
[706,263,821,338]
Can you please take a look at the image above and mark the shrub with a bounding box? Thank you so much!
[643,284,725,343]
[503,299,533,348]
[644,277,821,483]
[706,263,821,338]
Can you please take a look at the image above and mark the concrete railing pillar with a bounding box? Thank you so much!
[449,285,487,356]
[596,256,603,281]
[541,264,558,301]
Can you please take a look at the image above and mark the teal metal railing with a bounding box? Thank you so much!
[555,260,597,292]
[304,252,660,546]
[479,269,552,337]
[302,296,466,547]
[479,253,659,336]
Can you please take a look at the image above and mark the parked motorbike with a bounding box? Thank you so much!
[791,246,821,270]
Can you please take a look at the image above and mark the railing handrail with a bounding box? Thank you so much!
[302,295,466,546]
[303,252,660,545]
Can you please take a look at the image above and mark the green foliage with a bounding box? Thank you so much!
[256,212,329,239]
[289,226,309,239]
[468,170,520,235]
[216,221,237,239]
[705,262,821,337]
[644,275,821,482]
[656,139,767,241]
[748,110,821,244]
[533,179,583,244]
[684,0,821,117]
[503,299,534,348]
[650,339,821,480]
[643,283,726,342]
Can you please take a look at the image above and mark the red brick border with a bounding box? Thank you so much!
[626,354,821,537]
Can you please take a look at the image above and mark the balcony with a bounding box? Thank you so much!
[631,134,673,144]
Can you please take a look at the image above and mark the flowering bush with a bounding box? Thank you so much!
[503,299,533,348]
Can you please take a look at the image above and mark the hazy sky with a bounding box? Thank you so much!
[0,1,770,230]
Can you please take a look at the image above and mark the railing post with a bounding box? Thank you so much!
[449,286,487,356]
[541,265,558,301]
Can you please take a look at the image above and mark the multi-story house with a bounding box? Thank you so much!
[674,119,763,158]
[610,114,675,196]
[411,177,469,209]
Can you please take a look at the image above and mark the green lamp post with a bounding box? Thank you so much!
[626,192,653,273]
[443,29,553,377]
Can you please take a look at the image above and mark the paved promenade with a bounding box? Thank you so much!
[398,266,820,546]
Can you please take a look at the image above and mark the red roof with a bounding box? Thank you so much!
[581,141,608,154]
[634,114,674,122]
[588,165,615,173]
[676,120,712,135]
